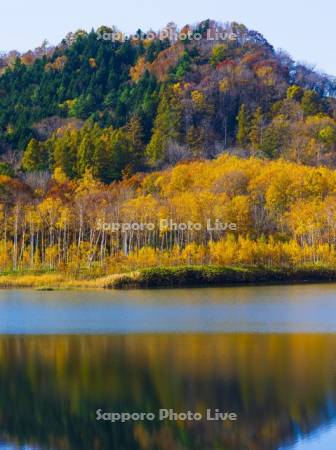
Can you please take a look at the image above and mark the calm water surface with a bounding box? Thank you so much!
[0,284,336,450]
[1,284,336,333]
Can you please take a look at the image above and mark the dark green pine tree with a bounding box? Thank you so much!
[236,104,251,147]
[22,139,48,172]
[249,107,264,152]
[146,89,182,165]
[77,132,95,177]
[53,134,77,179]
[125,115,145,170]
[92,132,110,183]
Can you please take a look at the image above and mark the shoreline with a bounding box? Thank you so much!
[1,266,336,290]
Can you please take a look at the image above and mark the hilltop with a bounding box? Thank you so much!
[0,20,336,183]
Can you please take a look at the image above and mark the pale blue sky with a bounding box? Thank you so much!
[2,0,336,75]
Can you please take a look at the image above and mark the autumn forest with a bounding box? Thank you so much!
[1,20,336,278]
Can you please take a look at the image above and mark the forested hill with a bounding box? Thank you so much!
[1,19,336,182]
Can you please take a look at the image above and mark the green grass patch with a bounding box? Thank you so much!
[110,266,336,289]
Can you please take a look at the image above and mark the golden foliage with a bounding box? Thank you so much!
[2,155,336,275]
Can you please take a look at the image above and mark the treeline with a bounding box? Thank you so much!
[20,89,336,183]
[2,155,336,274]
[22,118,145,182]
[1,20,336,180]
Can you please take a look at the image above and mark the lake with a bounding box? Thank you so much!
[0,284,336,449]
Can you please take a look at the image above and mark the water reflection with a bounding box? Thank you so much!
[0,334,335,450]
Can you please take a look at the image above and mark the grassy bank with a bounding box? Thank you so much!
[0,272,124,290]
[108,266,336,289]
[1,266,336,290]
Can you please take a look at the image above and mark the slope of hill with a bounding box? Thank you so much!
[1,20,336,182]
